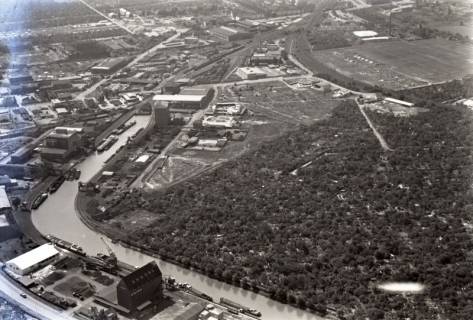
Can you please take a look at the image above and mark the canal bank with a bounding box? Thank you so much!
[28,115,324,320]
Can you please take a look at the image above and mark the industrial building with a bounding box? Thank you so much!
[10,146,34,164]
[236,67,267,80]
[6,243,60,276]
[0,186,11,214]
[210,26,253,42]
[95,262,163,315]
[91,57,131,75]
[41,127,82,163]
[154,102,171,129]
[202,115,237,128]
[0,109,11,123]
[211,102,246,116]
[153,87,213,110]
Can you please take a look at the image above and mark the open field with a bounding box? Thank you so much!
[314,39,473,90]
[225,81,341,124]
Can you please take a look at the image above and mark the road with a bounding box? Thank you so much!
[75,32,181,101]
[0,265,75,320]
[76,0,134,34]
[357,101,393,151]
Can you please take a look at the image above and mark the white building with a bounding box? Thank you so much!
[6,243,59,275]
[202,115,237,128]
[236,67,267,80]
[212,103,245,115]
[0,186,11,212]
[353,30,378,38]
[385,97,414,107]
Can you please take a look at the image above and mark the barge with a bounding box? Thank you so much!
[220,297,262,318]
[31,193,48,210]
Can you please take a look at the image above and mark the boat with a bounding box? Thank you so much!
[73,169,81,180]
[188,287,213,302]
[97,135,119,152]
[49,175,65,193]
[44,234,86,257]
[220,297,261,317]
[31,193,48,210]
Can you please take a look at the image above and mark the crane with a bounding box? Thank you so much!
[100,237,118,267]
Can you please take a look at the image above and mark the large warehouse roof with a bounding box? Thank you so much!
[0,186,11,210]
[153,95,205,102]
[7,243,59,272]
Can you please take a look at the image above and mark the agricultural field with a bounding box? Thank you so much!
[314,38,473,90]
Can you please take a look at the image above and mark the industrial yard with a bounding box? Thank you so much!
[2,236,258,320]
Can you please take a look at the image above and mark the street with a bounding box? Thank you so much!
[0,264,75,320]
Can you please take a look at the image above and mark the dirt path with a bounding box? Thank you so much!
[357,102,394,152]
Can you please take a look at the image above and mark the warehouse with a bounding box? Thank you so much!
[236,67,267,80]
[95,262,163,315]
[153,87,213,110]
[0,186,11,213]
[210,26,253,42]
[6,243,59,276]
[91,57,131,75]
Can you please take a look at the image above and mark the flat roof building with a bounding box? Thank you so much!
[91,57,130,75]
[210,26,253,42]
[236,67,267,80]
[353,30,379,38]
[41,127,82,163]
[153,87,214,110]
[0,186,11,213]
[6,243,59,276]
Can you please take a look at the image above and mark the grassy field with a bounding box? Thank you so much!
[314,39,473,90]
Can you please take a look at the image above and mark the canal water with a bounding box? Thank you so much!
[31,115,323,320]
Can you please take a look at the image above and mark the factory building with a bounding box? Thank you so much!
[6,243,59,276]
[117,262,164,312]
[154,102,171,129]
[236,67,267,80]
[210,26,254,42]
[202,115,237,128]
[0,186,11,214]
[41,127,82,163]
[153,87,213,110]
[96,261,164,315]
[91,57,130,75]
[10,146,34,164]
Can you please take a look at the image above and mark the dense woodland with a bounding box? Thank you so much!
[101,101,473,319]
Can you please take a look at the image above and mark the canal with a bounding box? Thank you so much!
[31,115,323,320]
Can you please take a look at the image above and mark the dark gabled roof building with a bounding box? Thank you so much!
[116,261,163,312]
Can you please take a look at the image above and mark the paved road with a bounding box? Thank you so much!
[75,32,181,101]
[0,265,75,320]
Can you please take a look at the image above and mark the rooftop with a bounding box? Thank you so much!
[353,30,379,38]
[0,186,11,210]
[153,95,205,103]
[7,244,59,271]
